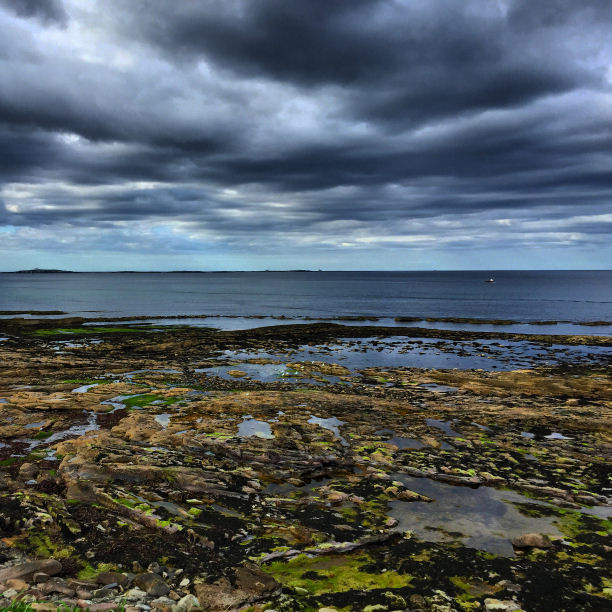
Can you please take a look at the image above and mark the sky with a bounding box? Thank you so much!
[1,0,611,271]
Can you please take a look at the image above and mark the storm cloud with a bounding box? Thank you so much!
[1,0,611,270]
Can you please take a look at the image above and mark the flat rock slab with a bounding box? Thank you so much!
[0,559,62,583]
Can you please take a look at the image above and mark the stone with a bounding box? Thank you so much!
[5,578,29,591]
[133,573,171,597]
[227,370,247,377]
[92,585,118,598]
[124,587,149,602]
[233,565,280,594]
[397,489,428,501]
[171,594,200,611]
[0,559,62,583]
[18,462,39,480]
[151,596,176,611]
[96,571,130,587]
[89,604,120,612]
[511,533,552,549]
[484,599,522,611]
[41,579,76,596]
[327,491,349,504]
[2,588,18,599]
[193,582,250,610]
[383,591,407,608]
[32,572,50,583]
[31,604,57,612]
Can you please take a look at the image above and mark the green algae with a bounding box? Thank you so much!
[77,561,117,580]
[121,394,165,408]
[20,532,75,560]
[33,430,54,439]
[263,552,413,595]
[554,509,612,541]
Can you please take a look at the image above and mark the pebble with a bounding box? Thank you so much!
[89,603,118,612]
[31,604,57,612]
[150,596,175,610]
[6,578,29,591]
[124,587,149,602]
[172,594,200,611]
[92,585,118,598]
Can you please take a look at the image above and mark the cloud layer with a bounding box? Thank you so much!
[1,0,611,269]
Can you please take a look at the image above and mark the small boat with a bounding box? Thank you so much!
[485,277,495,283]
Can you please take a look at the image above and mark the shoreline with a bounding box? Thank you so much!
[0,320,610,611]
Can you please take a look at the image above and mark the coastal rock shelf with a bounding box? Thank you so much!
[0,320,610,611]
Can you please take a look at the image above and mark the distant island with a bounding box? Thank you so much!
[15,268,75,274]
[10,269,323,274]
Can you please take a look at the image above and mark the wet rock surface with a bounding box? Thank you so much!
[0,320,610,611]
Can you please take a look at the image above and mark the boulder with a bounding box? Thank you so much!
[511,533,552,549]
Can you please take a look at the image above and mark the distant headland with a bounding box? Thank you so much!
[15,268,75,274]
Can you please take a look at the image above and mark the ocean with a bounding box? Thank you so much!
[1,270,611,333]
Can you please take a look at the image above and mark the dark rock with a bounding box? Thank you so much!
[40,578,76,596]
[133,573,170,597]
[92,585,118,598]
[95,571,129,587]
[18,462,39,481]
[32,572,50,583]
[234,565,280,595]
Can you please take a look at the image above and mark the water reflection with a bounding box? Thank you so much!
[389,474,562,556]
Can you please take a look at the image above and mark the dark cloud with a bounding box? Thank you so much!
[0,0,67,25]
[0,0,611,267]
[123,0,598,123]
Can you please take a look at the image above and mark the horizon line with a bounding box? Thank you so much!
[3,268,612,274]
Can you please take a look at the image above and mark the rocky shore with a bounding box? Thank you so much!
[0,319,610,611]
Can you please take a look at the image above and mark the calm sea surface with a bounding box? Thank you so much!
[1,271,611,329]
